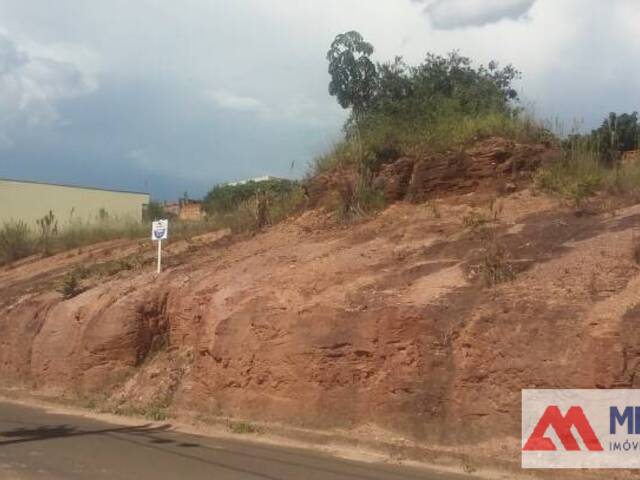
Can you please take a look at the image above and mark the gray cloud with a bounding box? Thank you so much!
[0,30,96,145]
[418,0,536,29]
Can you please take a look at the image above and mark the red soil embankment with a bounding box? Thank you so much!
[2,138,639,475]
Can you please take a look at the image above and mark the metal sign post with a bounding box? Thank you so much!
[157,238,162,274]
[151,219,168,274]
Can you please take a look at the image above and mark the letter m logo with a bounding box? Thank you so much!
[523,406,604,451]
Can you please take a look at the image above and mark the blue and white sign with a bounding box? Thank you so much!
[151,219,168,241]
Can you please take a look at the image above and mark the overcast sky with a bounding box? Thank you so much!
[0,0,639,199]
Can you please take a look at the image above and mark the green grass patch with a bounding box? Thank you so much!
[310,108,550,179]
[535,140,640,208]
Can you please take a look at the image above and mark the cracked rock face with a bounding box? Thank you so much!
[372,137,554,204]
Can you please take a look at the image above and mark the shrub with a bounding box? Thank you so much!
[58,271,84,299]
[207,199,260,234]
[609,160,640,198]
[335,178,386,222]
[0,221,35,264]
[145,405,168,421]
[310,142,360,176]
[71,255,146,281]
[204,180,306,233]
[203,179,299,216]
[36,210,58,256]
[535,136,640,207]
[480,242,515,287]
[229,421,260,434]
[263,184,307,225]
[463,210,490,231]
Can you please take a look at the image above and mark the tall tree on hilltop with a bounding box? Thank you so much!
[326,31,378,119]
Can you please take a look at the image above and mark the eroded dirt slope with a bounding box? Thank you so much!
[2,183,640,470]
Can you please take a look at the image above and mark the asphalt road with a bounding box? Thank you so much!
[0,401,476,480]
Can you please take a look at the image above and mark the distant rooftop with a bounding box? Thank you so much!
[226,175,287,187]
[0,177,149,196]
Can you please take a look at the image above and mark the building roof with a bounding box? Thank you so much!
[227,175,288,187]
[0,177,150,196]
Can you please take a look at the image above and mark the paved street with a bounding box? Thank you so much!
[0,401,475,479]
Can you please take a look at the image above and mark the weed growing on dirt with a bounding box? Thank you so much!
[56,254,147,299]
[228,421,260,434]
[334,177,386,223]
[461,455,477,474]
[58,271,84,299]
[480,241,515,287]
[0,221,35,264]
[463,210,490,231]
[36,210,59,256]
[108,398,170,421]
[110,404,140,417]
[145,405,168,421]
[77,255,147,279]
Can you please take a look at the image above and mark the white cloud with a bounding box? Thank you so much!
[204,90,268,113]
[0,30,97,141]
[203,89,330,127]
[417,0,536,29]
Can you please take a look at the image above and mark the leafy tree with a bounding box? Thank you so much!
[374,56,414,109]
[326,31,378,117]
[592,112,639,162]
[389,51,520,116]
